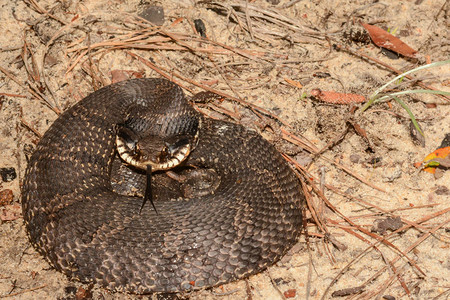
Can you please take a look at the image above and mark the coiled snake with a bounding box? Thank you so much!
[22,78,303,293]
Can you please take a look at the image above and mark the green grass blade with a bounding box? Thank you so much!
[392,96,424,137]
[373,89,450,103]
[369,59,450,100]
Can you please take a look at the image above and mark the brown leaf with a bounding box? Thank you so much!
[0,189,13,205]
[110,70,144,84]
[111,70,130,83]
[311,89,366,104]
[361,23,418,58]
[371,216,403,235]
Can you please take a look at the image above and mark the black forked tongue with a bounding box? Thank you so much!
[140,165,158,215]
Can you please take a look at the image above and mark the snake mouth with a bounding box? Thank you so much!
[116,134,192,172]
[115,116,201,172]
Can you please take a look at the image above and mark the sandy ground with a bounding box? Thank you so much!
[0,0,449,299]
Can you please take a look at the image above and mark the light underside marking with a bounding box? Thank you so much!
[115,135,192,171]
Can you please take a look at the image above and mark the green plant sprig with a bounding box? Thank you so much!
[361,59,450,138]
[362,59,450,112]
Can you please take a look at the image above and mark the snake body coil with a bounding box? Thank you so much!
[22,78,303,293]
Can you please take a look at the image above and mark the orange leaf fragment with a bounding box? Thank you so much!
[284,289,297,298]
[311,89,366,104]
[361,23,417,58]
[416,146,450,173]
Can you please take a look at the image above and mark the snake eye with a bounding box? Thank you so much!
[117,125,139,154]
[158,146,170,162]
[158,137,190,163]
[165,137,190,156]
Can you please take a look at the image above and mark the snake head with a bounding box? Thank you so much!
[116,124,193,172]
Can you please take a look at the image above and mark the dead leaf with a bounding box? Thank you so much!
[371,216,403,235]
[284,289,297,298]
[110,70,144,83]
[415,146,450,173]
[111,70,130,83]
[361,23,418,58]
[310,89,366,104]
[0,189,13,205]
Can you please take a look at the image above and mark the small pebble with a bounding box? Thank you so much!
[381,48,399,59]
[435,185,449,195]
[295,152,312,167]
[367,157,382,167]
[138,5,165,26]
[349,154,360,163]
[64,286,77,296]
[0,167,16,182]
[194,19,207,37]
[439,133,450,148]
[273,277,289,285]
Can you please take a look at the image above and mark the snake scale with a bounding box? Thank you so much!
[22,78,304,293]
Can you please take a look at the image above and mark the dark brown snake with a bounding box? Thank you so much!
[22,78,303,294]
